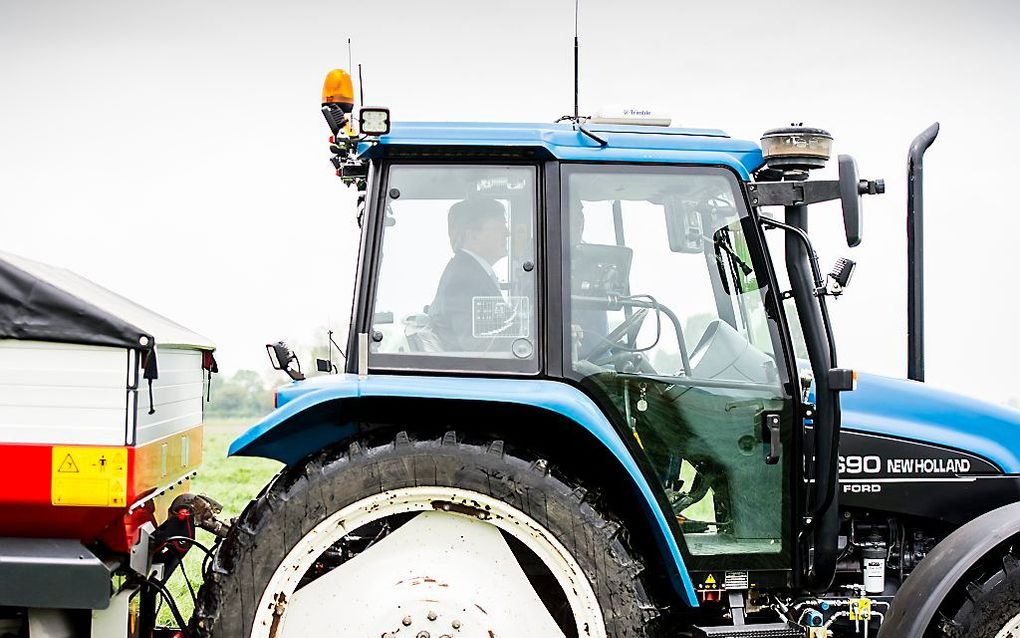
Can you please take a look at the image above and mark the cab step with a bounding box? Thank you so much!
[693,622,803,638]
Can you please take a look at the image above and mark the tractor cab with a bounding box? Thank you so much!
[364,149,791,568]
[320,94,882,599]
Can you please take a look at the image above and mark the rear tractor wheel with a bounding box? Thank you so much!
[943,552,1020,638]
[194,431,659,637]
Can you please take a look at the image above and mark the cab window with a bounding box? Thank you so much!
[369,164,539,373]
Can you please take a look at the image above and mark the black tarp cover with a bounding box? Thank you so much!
[0,255,153,351]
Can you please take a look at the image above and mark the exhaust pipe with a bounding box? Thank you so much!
[907,123,939,382]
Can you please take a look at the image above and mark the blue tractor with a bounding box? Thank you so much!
[193,70,1020,638]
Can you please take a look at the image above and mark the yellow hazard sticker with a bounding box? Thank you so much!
[51,446,128,507]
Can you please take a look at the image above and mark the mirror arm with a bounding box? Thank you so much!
[759,217,826,290]
[747,180,841,207]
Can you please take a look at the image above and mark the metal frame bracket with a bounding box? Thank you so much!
[746,181,841,208]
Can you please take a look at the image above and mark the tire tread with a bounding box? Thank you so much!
[194,431,659,637]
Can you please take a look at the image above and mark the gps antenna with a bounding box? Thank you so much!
[573,0,579,121]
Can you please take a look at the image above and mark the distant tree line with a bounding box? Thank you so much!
[206,369,275,418]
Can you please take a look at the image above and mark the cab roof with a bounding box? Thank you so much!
[358,121,766,180]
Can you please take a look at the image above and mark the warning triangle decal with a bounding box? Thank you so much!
[58,453,79,473]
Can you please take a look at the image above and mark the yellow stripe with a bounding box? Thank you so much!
[134,424,204,497]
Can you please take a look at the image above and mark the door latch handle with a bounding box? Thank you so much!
[762,412,782,465]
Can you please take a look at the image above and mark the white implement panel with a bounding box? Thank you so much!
[0,340,129,446]
[0,341,206,446]
[280,511,567,638]
[135,346,205,446]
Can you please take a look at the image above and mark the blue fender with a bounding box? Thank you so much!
[229,373,699,607]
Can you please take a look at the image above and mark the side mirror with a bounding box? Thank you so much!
[838,155,885,248]
[266,341,305,381]
[664,199,705,253]
[838,155,863,248]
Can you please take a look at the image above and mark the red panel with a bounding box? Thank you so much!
[0,425,204,553]
[0,443,155,552]
[0,443,51,505]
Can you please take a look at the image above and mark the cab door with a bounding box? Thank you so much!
[559,163,799,577]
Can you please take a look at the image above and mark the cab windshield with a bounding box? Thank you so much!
[566,165,777,379]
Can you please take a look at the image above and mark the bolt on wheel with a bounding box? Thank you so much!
[252,487,605,638]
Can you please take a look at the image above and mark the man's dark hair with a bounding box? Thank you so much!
[448,198,506,250]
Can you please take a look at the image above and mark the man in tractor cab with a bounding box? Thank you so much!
[427,197,510,351]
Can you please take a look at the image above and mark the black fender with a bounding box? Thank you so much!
[878,501,1020,637]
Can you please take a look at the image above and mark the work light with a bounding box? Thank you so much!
[360,107,391,136]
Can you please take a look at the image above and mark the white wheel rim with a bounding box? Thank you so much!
[996,611,1020,638]
[250,486,607,638]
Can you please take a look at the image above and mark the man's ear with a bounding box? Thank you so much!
[449,230,465,251]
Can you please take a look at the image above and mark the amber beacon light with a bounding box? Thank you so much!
[321,69,356,138]
[322,69,355,112]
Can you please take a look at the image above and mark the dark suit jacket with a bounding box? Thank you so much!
[428,250,503,352]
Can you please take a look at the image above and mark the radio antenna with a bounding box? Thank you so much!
[566,0,605,146]
[358,63,364,105]
[573,0,579,121]
[347,39,356,105]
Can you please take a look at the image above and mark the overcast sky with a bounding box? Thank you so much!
[2,0,1018,405]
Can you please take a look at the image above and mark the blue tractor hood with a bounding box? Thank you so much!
[838,372,1020,474]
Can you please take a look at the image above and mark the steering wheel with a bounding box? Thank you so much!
[580,307,650,364]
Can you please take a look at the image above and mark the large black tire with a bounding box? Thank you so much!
[194,431,660,637]
[946,555,1020,637]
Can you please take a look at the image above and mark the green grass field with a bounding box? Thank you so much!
[159,417,281,626]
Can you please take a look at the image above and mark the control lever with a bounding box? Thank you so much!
[762,413,782,464]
